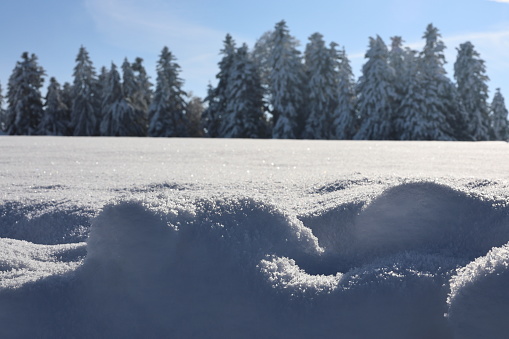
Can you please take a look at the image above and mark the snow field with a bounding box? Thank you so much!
[1,137,509,338]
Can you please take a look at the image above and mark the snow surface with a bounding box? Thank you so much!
[1,136,509,338]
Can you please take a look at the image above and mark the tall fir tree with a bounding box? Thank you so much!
[202,34,236,137]
[39,77,70,135]
[354,36,397,140]
[302,33,337,139]
[71,46,100,136]
[221,44,266,138]
[490,88,509,140]
[202,84,222,137]
[330,44,357,139]
[131,57,153,114]
[5,52,46,135]
[0,83,5,133]
[148,46,188,137]
[187,94,205,137]
[454,41,491,140]
[99,63,123,136]
[99,62,147,136]
[121,59,148,135]
[268,20,305,139]
[416,24,457,140]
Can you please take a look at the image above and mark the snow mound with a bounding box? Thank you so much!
[447,243,509,339]
[1,181,509,338]
[353,182,509,262]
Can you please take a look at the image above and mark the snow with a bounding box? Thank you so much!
[1,136,509,338]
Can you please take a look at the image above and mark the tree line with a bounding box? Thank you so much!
[1,21,508,140]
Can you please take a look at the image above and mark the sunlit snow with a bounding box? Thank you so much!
[1,137,509,338]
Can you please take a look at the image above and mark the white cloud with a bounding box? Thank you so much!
[488,0,509,3]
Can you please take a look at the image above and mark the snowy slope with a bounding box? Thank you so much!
[1,137,509,338]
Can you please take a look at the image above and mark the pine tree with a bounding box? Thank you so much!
[454,41,491,140]
[131,57,152,113]
[5,52,46,135]
[99,63,123,136]
[396,61,429,140]
[121,59,148,136]
[203,34,236,137]
[268,20,305,139]
[148,46,188,137]
[354,36,397,140]
[202,84,222,137]
[302,33,337,139]
[490,88,509,140]
[61,82,73,119]
[0,83,5,133]
[420,24,459,140]
[71,46,100,136]
[222,44,266,138]
[187,94,205,137]
[39,77,70,135]
[330,44,357,139]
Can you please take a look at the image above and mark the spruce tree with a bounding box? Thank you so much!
[187,94,205,137]
[302,33,336,139]
[491,88,509,140]
[222,44,266,138]
[354,36,397,140]
[131,57,152,114]
[454,41,491,140]
[71,46,100,136]
[5,52,46,135]
[148,46,188,137]
[99,63,123,136]
[202,34,236,137]
[330,44,357,139]
[416,24,457,140]
[39,77,70,135]
[121,59,148,136]
[202,84,222,137]
[268,20,305,139]
[0,83,5,133]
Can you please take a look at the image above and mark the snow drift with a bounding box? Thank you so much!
[2,180,509,338]
[2,138,509,338]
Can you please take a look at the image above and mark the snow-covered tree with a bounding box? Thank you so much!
[0,83,5,133]
[490,88,509,140]
[406,24,456,140]
[131,57,152,114]
[61,82,73,118]
[148,46,188,137]
[100,61,147,137]
[39,77,70,135]
[202,35,236,138]
[99,63,122,136]
[302,33,337,139]
[395,59,429,140]
[454,41,491,140]
[268,20,305,139]
[202,84,221,137]
[5,52,46,135]
[330,44,357,139]
[354,36,397,140]
[71,46,100,136]
[121,59,148,135]
[221,44,266,138]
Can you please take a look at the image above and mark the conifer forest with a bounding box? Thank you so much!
[1,21,508,141]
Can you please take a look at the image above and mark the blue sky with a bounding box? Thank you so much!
[2,0,509,100]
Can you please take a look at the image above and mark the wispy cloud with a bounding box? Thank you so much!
[83,0,229,96]
[488,0,509,3]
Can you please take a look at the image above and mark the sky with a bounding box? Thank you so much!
[1,0,509,101]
